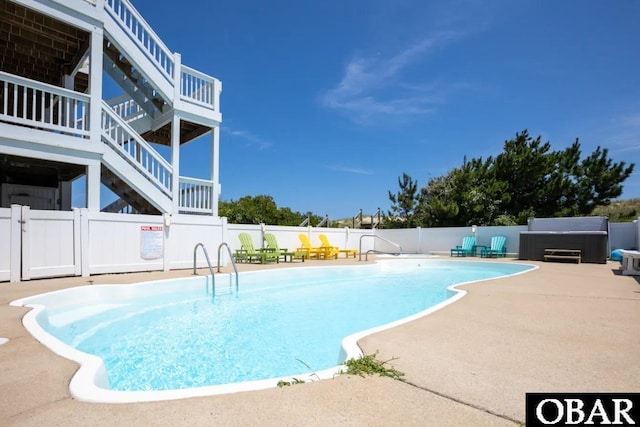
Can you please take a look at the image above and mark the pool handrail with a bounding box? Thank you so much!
[217,242,239,293]
[193,242,239,296]
[193,242,216,295]
[358,235,403,261]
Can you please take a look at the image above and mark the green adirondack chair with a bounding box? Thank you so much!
[235,233,279,263]
[263,233,306,262]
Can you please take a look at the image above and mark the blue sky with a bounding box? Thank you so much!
[125,0,639,219]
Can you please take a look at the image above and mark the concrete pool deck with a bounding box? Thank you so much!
[1,257,638,426]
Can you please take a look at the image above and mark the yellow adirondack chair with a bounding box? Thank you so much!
[318,234,356,258]
[297,234,328,260]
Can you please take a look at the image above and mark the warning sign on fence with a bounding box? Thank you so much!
[140,225,163,260]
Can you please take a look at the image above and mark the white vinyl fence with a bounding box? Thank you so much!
[609,222,638,251]
[1,204,637,283]
[0,207,13,282]
[225,224,375,260]
[376,226,526,255]
[1,206,225,282]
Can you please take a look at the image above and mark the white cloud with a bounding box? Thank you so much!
[319,0,503,125]
[323,164,373,175]
[602,111,640,153]
[623,113,640,127]
[320,35,454,124]
[223,128,272,150]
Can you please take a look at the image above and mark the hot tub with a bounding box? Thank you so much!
[518,231,608,264]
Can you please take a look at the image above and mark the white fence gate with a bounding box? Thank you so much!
[21,206,81,280]
[0,205,226,282]
[1,206,81,281]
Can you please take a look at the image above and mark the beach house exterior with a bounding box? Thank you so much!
[1,0,635,284]
[0,0,231,282]
[0,0,222,216]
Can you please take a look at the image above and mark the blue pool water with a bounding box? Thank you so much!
[15,259,534,398]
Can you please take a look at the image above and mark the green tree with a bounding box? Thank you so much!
[218,195,278,224]
[387,173,422,228]
[574,146,634,214]
[386,130,635,227]
[419,158,508,226]
[219,195,321,225]
[492,130,556,223]
[276,207,309,226]
[418,174,460,226]
[491,132,633,221]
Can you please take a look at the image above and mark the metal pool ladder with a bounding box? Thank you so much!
[193,242,239,296]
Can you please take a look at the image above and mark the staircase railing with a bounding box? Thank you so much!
[352,209,363,229]
[104,0,174,83]
[101,100,172,195]
[371,208,382,229]
[101,198,136,213]
[0,72,90,138]
[108,66,220,114]
[103,0,220,113]
[316,215,329,227]
[107,94,147,122]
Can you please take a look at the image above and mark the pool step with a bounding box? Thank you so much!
[48,304,126,327]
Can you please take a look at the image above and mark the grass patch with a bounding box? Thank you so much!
[592,198,640,222]
[276,359,321,387]
[277,378,305,387]
[276,353,405,387]
[342,352,405,381]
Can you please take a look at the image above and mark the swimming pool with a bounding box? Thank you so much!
[11,259,535,403]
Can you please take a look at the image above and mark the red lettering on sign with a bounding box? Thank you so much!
[141,226,163,231]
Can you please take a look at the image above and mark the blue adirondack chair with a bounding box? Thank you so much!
[450,236,476,257]
[480,236,507,258]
